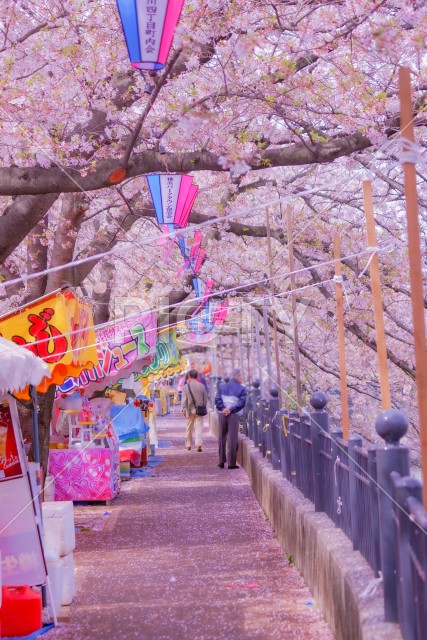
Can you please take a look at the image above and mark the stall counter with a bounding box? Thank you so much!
[49,443,120,502]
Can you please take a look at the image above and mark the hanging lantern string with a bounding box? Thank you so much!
[398,138,426,166]
[332,274,351,310]
[0,245,384,359]
[0,90,398,253]
[0,172,395,295]
[0,245,389,351]
[0,95,408,292]
[0,275,337,363]
[358,243,394,279]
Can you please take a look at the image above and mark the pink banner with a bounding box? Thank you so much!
[59,312,157,394]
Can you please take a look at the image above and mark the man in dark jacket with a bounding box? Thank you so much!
[215,369,247,469]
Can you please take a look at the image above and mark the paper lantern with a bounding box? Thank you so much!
[183,299,228,345]
[117,0,185,71]
[147,173,198,227]
[192,277,214,314]
[177,231,206,275]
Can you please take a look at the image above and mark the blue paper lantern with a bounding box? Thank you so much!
[117,0,185,71]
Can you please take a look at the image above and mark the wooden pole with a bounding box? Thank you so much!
[212,343,218,380]
[246,314,251,386]
[262,298,273,390]
[362,181,391,409]
[231,334,236,372]
[237,328,245,382]
[219,335,225,376]
[399,66,427,506]
[334,235,350,440]
[287,205,303,409]
[212,344,218,403]
[266,207,283,404]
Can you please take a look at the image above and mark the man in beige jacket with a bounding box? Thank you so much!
[181,369,208,452]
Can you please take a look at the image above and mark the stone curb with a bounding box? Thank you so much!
[237,434,402,640]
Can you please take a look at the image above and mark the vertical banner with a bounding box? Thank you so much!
[0,403,23,481]
[0,397,47,586]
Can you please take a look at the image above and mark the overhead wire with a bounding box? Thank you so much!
[0,246,386,358]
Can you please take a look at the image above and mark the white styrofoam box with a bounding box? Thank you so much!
[45,548,64,619]
[209,410,219,437]
[42,501,75,557]
[44,476,55,502]
[154,397,162,416]
[61,552,76,605]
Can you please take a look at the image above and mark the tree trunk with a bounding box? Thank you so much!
[46,193,88,292]
[26,220,48,300]
[16,385,55,480]
[93,261,114,325]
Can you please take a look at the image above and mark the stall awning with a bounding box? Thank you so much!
[58,311,157,395]
[0,289,98,391]
[135,329,187,381]
[0,337,51,396]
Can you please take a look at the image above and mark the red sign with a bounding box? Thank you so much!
[0,402,23,481]
[0,397,47,586]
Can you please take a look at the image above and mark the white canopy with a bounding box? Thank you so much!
[0,337,51,395]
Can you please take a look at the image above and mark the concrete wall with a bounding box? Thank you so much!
[237,434,402,640]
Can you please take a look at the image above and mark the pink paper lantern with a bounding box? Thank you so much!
[147,173,198,227]
[177,231,206,276]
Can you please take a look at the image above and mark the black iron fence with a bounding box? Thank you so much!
[242,383,427,640]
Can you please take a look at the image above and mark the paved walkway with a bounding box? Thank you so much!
[48,415,334,640]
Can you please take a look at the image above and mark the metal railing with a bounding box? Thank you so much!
[242,382,427,640]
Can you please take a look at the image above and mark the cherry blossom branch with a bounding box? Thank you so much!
[0,11,68,53]
[122,49,182,167]
[0,131,374,196]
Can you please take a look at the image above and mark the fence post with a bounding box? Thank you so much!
[288,410,299,485]
[242,384,251,437]
[244,380,256,438]
[253,385,262,450]
[331,429,343,527]
[249,379,260,441]
[393,474,422,640]
[269,386,280,469]
[348,434,363,550]
[279,409,289,478]
[375,409,410,622]
[368,445,382,576]
[310,391,329,512]
[261,398,270,458]
[257,397,267,456]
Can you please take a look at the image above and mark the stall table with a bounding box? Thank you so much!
[49,445,120,502]
[49,423,120,502]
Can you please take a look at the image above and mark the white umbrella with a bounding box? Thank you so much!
[0,336,51,395]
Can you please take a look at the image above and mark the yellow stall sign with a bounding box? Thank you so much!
[0,289,98,390]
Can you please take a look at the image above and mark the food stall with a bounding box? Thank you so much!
[52,312,157,497]
[0,288,99,395]
[49,396,120,502]
[134,329,188,430]
[0,337,53,636]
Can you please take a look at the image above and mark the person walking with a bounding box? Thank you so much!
[181,369,208,452]
[215,369,247,469]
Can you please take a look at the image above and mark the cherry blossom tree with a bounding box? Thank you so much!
[0,0,426,468]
